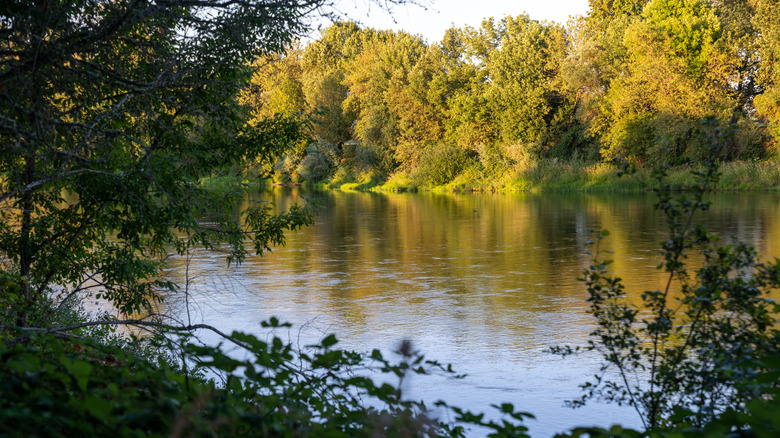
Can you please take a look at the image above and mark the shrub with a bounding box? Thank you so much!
[1,313,537,438]
[411,144,472,187]
[554,143,780,430]
[297,151,333,182]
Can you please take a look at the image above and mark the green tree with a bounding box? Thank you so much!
[239,46,309,179]
[597,0,736,164]
[387,42,446,169]
[242,47,307,123]
[0,1,428,329]
[587,0,649,31]
[440,21,500,153]
[342,30,436,172]
[0,3,538,435]
[752,0,780,144]
[562,15,630,158]
[710,0,761,120]
[301,22,367,148]
[467,16,573,156]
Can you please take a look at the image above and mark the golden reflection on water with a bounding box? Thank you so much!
[161,188,780,437]
[237,189,780,313]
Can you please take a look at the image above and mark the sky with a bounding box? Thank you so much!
[325,0,592,44]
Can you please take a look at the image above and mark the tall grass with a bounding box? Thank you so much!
[283,154,780,193]
[718,160,780,190]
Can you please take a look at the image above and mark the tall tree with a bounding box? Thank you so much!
[240,47,309,178]
[0,0,411,328]
[487,16,570,150]
[752,0,780,143]
[301,22,367,147]
[342,30,433,171]
[595,0,739,163]
[242,47,307,123]
[588,0,649,30]
[442,25,498,151]
[450,16,572,156]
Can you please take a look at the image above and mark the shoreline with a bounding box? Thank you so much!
[205,159,780,194]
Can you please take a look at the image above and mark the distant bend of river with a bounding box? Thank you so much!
[161,189,780,437]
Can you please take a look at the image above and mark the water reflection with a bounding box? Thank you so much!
[163,188,780,437]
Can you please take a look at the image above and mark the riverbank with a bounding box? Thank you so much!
[205,159,780,193]
[341,159,780,192]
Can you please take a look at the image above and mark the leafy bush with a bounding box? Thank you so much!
[297,152,334,182]
[547,123,599,162]
[602,116,772,167]
[0,315,538,438]
[554,145,780,430]
[411,144,473,187]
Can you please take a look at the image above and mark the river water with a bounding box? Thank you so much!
[161,188,780,437]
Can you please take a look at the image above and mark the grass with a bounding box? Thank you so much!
[199,175,276,192]
[356,158,780,193]
[718,160,780,190]
[237,157,780,193]
[372,171,417,192]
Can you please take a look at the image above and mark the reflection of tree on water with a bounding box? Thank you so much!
[183,190,780,346]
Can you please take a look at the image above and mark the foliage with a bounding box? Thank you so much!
[554,140,780,430]
[595,0,735,164]
[297,143,338,182]
[6,0,780,435]
[0,0,341,328]
[566,0,772,168]
[482,16,572,149]
[0,314,538,438]
[411,144,472,187]
[587,0,649,31]
[556,356,780,437]
[1,1,540,437]
[241,0,780,189]
[239,48,310,178]
[223,0,780,188]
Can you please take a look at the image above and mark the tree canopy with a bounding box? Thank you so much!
[0,0,429,327]
[241,0,780,188]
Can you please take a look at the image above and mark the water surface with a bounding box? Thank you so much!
[163,189,780,436]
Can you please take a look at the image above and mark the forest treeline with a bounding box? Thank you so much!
[240,0,780,189]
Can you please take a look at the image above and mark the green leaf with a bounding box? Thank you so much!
[64,359,93,392]
[7,353,41,374]
[85,396,112,420]
[321,334,338,348]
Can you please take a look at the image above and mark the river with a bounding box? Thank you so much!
[160,188,780,437]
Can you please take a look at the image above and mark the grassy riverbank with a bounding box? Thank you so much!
[329,159,780,193]
[206,159,780,193]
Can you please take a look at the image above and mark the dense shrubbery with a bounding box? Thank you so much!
[1,310,538,438]
[411,144,472,187]
[297,143,338,182]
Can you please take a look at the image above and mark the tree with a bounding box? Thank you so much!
[238,46,310,179]
[342,29,435,172]
[710,0,761,120]
[242,47,307,123]
[752,0,780,144]
[587,0,649,31]
[0,4,542,436]
[298,22,371,150]
[0,0,414,331]
[484,16,571,152]
[595,0,738,164]
[385,38,445,169]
